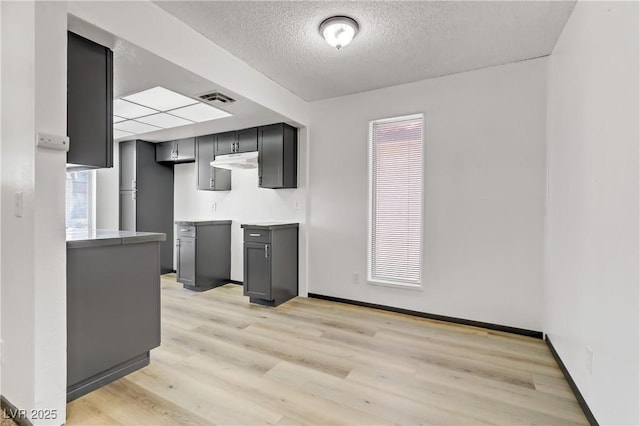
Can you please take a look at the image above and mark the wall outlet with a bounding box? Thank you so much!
[211,202,217,212]
[352,272,360,285]
[294,200,300,210]
[585,346,593,375]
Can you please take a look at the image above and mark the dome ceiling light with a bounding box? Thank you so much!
[319,16,359,50]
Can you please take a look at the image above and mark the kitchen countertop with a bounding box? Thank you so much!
[175,220,233,226]
[241,222,299,230]
[66,229,166,249]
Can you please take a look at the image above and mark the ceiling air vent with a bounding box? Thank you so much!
[198,91,236,104]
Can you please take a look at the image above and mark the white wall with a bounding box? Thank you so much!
[545,2,639,424]
[173,133,307,286]
[1,2,67,424]
[308,58,548,331]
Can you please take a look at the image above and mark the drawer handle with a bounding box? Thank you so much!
[180,228,190,232]
[249,233,261,237]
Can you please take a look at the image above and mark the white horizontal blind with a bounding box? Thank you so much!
[369,114,423,286]
[65,170,92,229]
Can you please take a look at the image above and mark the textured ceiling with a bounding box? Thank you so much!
[156,1,575,101]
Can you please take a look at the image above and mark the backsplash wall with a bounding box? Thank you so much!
[173,163,304,281]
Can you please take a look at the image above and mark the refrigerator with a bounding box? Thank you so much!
[119,140,174,274]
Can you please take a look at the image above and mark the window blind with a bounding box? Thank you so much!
[369,114,424,286]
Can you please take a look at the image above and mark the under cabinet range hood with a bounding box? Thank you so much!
[210,151,258,170]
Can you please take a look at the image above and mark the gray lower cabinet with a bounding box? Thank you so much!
[67,234,163,401]
[242,223,298,306]
[196,134,231,191]
[176,235,196,285]
[244,242,272,299]
[176,221,231,291]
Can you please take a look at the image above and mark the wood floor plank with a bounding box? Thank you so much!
[65,276,586,425]
[266,360,482,425]
[171,352,393,426]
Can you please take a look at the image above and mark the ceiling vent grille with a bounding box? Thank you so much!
[198,91,236,104]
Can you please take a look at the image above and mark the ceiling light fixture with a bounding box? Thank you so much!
[319,16,359,50]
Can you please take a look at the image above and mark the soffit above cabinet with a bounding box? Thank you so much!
[68,15,292,143]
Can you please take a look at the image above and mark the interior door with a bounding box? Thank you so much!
[244,242,271,299]
[177,237,196,286]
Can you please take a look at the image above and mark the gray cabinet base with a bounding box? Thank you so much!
[249,297,276,307]
[67,352,149,402]
[182,282,227,292]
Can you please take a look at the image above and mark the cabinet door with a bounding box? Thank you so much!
[215,131,236,155]
[119,140,136,190]
[210,167,232,191]
[196,135,215,190]
[119,191,136,231]
[155,141,174,162]
[243,242,271,299]
[177,237,196,286]
[237,127,258,153]
[258,124,284,188]
[67,32,113,168]
[175,138,195,162]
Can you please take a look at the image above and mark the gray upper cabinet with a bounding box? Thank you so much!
[155,142,173,163]
[191,122,297,191]
[258,123,298,189]
[67,31,113,169]
[215,128,258,155]
[156,138,195,163]
[196,134,231,191]
[237,127,258,153]
[215,131,236,156]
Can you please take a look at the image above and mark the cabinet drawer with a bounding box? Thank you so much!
[243,229,270,244]
[177,225,196,238]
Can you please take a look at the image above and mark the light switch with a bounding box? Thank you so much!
[36,132,69,152]
[15,192,23,217]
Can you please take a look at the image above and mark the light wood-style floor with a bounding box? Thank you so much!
[66,274,587,425]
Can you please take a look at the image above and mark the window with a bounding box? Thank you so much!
[65,170,94,229]
[368,114,424,287]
